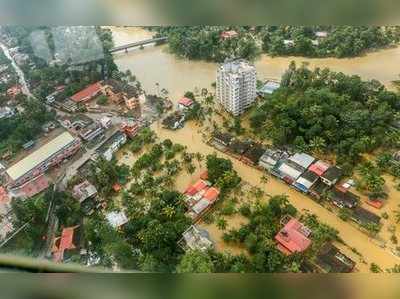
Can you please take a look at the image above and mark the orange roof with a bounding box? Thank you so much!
[70,82,102,103]
[203,187,219,203]
[184,179,208,196]
[113,183,122,192]
[0,187,9,203]
[275,218,311,255]
[52,225,79,262]
[367,200,384,209]
[178,97,194,107]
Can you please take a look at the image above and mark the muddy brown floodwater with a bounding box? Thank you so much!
[110,26,400,103]
[110,26,400,271]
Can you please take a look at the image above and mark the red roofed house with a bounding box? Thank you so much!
[178,97,194,110]
[70,82,103,103]
[7,85,22,98]
[183,179,220,221]
[275,218,312,255]
[0,187,9,204]
[52,225,80,262]
[184,179,208,196]
[221,30,238,40]
[309,160,330,177]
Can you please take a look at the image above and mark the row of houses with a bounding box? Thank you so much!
[211,131,381,229]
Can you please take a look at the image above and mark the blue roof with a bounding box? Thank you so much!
[259,81,280,94]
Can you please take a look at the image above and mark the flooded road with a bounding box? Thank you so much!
[110,26,400,102]
[150,121,400,271]
[110,26,400,271]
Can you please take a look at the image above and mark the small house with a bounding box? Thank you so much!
[351,207,381,226]
[106,211,128,228]
[211,132,233,151]
[178,225,213,252]
[274,159,305,184]
[177,97,194,110]
[96,131,127,161]
[257,80,281,96]
[228,139,251,156]
[259,149,289,171]
[321,166,343,186]
[52,225,80,263]
[316,243,356,273]
[293,170,319,193]
[309,179,330,200]
[220,30,238,40]
[288,153,315,170]
[241,144,265,165]
[309,160,330,177]
[328,188,359,209]
[275,217,312,255]
[72,180,97,203]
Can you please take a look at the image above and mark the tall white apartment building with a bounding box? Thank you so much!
[216,59,257,116]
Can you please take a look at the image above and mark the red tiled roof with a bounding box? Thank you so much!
[184,179,208,196]
[367,200,384,209]
[52,225,79,262]
[19,175,49,198]
[70,82,102,103]
[178,97,194,107]
[0,187,9,203]
[203,187,219,203]
[309,160,330,176]
[275,218,312,255]
[221,31,238,39]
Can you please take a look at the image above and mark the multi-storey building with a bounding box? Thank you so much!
[216,59,257,116]
[5,131,81,188]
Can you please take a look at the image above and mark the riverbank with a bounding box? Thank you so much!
[110,26,400,101]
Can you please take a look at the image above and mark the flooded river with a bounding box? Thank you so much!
[110,26,400,271]
[110,26,400,102]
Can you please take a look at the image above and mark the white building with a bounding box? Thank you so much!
[216,59,257,116]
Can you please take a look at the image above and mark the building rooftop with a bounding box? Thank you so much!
[106,211,128,228]
[72,180,97,203]
[352,207,381,226]
[321,166,343,182]
[96,131,126,156]
[309,160,331,176]
[275,218,312,255]
[258,81,281,95]
[6,132,76,181]
[70,82,102,103]
[316,243,355,273]
[328,188,359,208]
[179,225,213,252]
[288,153,315,169]
[178,97,194,107]
[219,59,255,74]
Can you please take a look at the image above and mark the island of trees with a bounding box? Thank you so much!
[149,26,400,62]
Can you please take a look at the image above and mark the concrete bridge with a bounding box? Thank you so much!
[110,37,168,53]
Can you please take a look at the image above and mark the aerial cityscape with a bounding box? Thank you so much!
[1,26,400,273]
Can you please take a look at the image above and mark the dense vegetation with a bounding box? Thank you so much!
[0,97,55,154]
[151,26,260,62]
[250,62,400,172]
[261,26,400,58]
[150,26,400,62]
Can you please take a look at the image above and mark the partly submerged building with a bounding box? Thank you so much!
[275,217,312,255]
[178,225,213,252]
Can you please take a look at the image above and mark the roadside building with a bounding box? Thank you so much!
[72,180,97,203]
[308,160,330,177]
[177,97,194,110]
[293,170,319,193]
[58,114,93,132]
[70,82,102,103]
[178,225,213,252]
[316,243,356,273]
[211,132,232,152]
[78,122,104,142]
[351,207,381,227]
[120,122,140,139]
[52,97,78,113]
[96,131,127,161]
[228,139,251,156]
[106,211,128,229]
[13,174,50,199]
[275,217,312,255]
[309,179,330,200]
[321,166,343,186]
[259,149,289,171]
[241,143,265,165]
[273,159,305,184]
[5,132,81,187]
[288,153,315,170]
[327,188,359,209]
[52,225,80,263]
